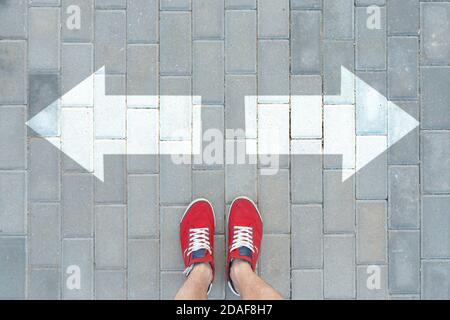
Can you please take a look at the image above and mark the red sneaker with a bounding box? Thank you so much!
[226,197,263,296]
[180,198,215,293]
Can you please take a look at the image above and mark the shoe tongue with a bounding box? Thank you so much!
[238,246,253,259]
[192,249,206,259]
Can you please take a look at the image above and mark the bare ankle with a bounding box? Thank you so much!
[230,259,253,283]
[190,263,213,284]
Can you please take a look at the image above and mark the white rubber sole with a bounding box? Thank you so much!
[227,196,262,296]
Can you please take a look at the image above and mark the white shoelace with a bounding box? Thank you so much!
[183,227,212,276]
[230,226,256,253]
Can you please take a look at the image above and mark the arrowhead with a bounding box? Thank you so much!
[26,99,60,138]
[348,69,419,182]
[26,68,104,177]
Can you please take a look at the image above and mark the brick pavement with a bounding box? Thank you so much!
[0,0,449,300]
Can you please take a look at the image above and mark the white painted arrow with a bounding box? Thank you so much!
[27,66,419,182]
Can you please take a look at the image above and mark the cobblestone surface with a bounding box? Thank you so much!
[0,0,449,300]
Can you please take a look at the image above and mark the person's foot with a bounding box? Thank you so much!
[180,198,215,294]
[227,197,263,296]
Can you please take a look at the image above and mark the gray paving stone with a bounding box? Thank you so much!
[355,0,384,5]
[225,0,255,9]
[159,76,191,139]
[28,73,60,137]
[388,166,420,229]
[323,40,354,101]
[193,105,224,169]
[127,114,159,174]
[292,269,323,300]
[225,10,257,74]
[29,7,59,71]
[258,0,289,39]
[260,234,291,299]
[62,239,94,300]
[62,174,93,238]
[193,41,224,104]
[62,113,91,173]
[62,115,93,175]
[0,171,26,235]
[95,205,125,268]
[127,0,158,43]
[291,10,321,74]
[388,230,420,294]
[0,0,27,39]
[291,144,323,204]
[95,270,126,300]
[421,131,450,194]
[128,239,160,300]
[0,237,25,299]
[259,170,290,233]
[62,0,93,42]
[160,271,185,299]
[323,0,354,40]
[30,203,60,267]
[324,105,355,166]
[324,170,355,233]
[0,41,26,104]
[420,3,450,66]
[30,0,61,5]
[1,0,448,299]
[0,107,26,169]
[389,294,420,300]
[62,110,93,173]
[95,152,126,204]
[209,235,226,299]
[422,196,450,259]
[95,10,126,74]
[192,170,225,233]
[225,75,256,138]
[258,40,289,100]
[62,109,94,171]
[258,104,290,169]
[160,12,192,75]
[388,101,419,165]
[356,137,387,200]
[421,67,450,130]
[291,0,321,9]
[357,265,387,300]
[422,260,450,300]
[225,162,257,203]
[356,71,387,135]
[62,43,93,106]
[95,0,126,9]
[356,6,386,70]
[387,0,419,36]
[193,0,224,40]
[127,44,158,98]
[161,206,184,270]
[356,201,387,264]
[160,156,191,205]
[324,234,356,299]
[29,138,61,201]
[128,175,159,238]
[95,75,126,138]
[160,0,191,10]
[292,205,322,269]
[291,75,323,138]
[388,37,418,100]
[29,268,60,300]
